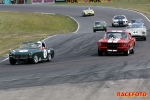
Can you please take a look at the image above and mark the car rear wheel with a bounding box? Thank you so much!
[9,58,17,65]
[33,54,38,64]
[93,30,96,33]
[98,50,103,56]
[46,54,51,62]
[124,49,130,56]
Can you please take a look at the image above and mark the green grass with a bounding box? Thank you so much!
[0,11,77,56]
[55,0,150,19]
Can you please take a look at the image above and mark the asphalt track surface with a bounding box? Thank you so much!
[0,5,150,100]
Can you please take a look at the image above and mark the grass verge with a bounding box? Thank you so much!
[0,11,77,56]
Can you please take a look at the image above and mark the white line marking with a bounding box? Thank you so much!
[0,57,9,63]
[68,16,80,34]
[43,35,57,41]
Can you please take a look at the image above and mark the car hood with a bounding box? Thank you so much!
[10,48,40,55]
[95,24,105,27]
[113,19,127,21]
[98,38,128,43]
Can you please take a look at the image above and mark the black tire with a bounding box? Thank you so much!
[46,54,51,62]
[130,48,134,54]
[98,49,103,56]
[104,29,107,32]
[112,23,114,27]
[82,13,85,17]
[143,37,146,41]
[124,49,130,56]
[93,30,96,33]
[33,54,38,64]
[93,14,94,16]
[9,58,17,65]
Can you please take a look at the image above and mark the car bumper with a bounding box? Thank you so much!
[132,34,146,39]
[94,28,106,31]
[85,13,94,15]
[113,22,128,26]
[9,55,32,61]
[98,47,129,52]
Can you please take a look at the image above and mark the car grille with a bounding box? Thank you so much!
[15,55,28,59]
[118,21,123,24]
[103,43,121,49]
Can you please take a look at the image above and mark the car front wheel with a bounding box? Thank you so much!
[124,49,130,56]
[82,13,85,17]
[98,49,103,56]
[143,37,146,41]
[33,54,38,64]
[9,58,17,65]
[112,23,114,27]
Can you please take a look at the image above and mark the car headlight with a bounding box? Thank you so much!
[124,43,128,46]
[9,51,15,58]
[113,21,117,23]
[97,42,102,46]
[142,32,146,34]
[9,50,15,55]
[28,52,33,58]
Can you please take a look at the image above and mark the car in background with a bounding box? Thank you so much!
[128,18,144,26]
[82,7,94,17]
[9,41,55,65]
[97,30,136,56]
[125,23,147,41]
[93,21,107,32]
[112,15,128,27]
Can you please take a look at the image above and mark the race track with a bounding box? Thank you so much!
[0,5,150,100]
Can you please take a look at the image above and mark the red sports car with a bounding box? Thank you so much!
[97,30,136,56]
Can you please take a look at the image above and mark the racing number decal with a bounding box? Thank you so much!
[43,49,47,58]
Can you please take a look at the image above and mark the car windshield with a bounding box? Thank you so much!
[104,32,128,39]
[132,19,143,23]
[20,42,39,49]
[87,7,91,10]
[95,21,104,25]
[114,16,125,19]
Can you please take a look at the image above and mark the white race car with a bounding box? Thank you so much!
[82,7,94,17]
[112,15,128,27]
[125,23,147,41]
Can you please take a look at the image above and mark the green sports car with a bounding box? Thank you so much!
[93,21,107,32]
[9,41,54,65]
